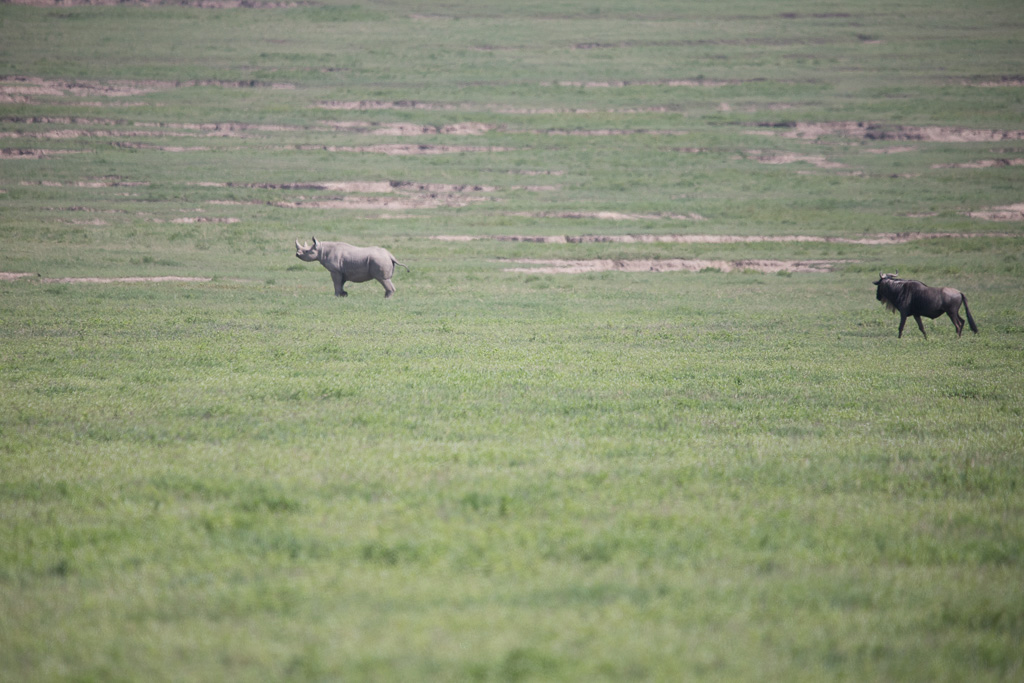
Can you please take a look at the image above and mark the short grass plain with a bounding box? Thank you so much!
[2,0,1024,680]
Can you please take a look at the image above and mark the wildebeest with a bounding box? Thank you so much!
[873,272,977,338]
[295,237,408,298]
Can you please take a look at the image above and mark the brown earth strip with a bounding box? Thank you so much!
[321,101,776,115]
[1,149,88,159]
[170,217,241,224]
[505,211,705,221]
[1,273,214,284]
[274,195,491,210]
[503,258,847,274]
[192,179,502,210]
[318,101,598,115]
[2,116,122,125]
[321,121,496,136]
[297,144,511,155]
[18,179,149,187]
[752,121,1024,142]
[933,159,1024,169]
[112,143,211,152]
[0,76,294,100]
[964,77,1024,87]
[435,232,1019,244]
[319,101,463,112]
[5,0,308,5]
[194,180,497,193]
[1,129,201,140]
[537,129,688,137]
[747,151,844,168]
[548,79,748,87]
[2,124,313,141]
[964,204,1024,221]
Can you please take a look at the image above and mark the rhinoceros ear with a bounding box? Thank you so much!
[312,236,318,248]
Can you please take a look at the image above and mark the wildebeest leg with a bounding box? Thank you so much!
[914,315,927,338]
[381,278,395,299]
[948,310,964,337]
[332,271,348,297]
[898,314,907,338]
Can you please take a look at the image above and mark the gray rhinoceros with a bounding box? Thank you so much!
[295,237,408,298]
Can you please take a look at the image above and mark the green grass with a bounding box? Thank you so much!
[2,0,1024,680]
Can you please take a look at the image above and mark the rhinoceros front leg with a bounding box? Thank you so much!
[331,271,348,297]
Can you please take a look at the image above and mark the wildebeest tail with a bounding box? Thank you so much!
[962,293,978,334]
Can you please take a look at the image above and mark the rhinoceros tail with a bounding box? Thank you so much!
[393,258,410,273]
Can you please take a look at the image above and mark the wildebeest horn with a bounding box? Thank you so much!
[879,271,884,278]
[296,239,301,249]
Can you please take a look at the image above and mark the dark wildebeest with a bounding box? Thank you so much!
[873,272,978,338]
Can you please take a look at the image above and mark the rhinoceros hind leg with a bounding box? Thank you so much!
[382,279,395,298]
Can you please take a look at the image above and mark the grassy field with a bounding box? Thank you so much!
[2,0,1024,680]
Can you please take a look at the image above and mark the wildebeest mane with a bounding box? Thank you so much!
[876,277,918,314]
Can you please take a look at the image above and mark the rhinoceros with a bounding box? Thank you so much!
[295,237,408,298]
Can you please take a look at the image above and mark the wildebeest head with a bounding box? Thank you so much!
[295,237,321,262]
[874,271,902,311]
[873,271,899,286]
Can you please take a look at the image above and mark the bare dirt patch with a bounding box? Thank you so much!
[435,232,1018,245]
[1,148,88,159]
[549,79,756,87]
[964,77,1024,87]
[506,211,705,222]
[746,151,844,168]
[198,179,501,211]
[298,144,511,155]
[319,101,463,112]
[275,195,491,210]
[0,76,294,102]
[503,258,846,274]
[1,76,174,98]
[933,159,1024,169]
[170,217,241,224]
[18,178,149,188]
[752,121,1024,142]
[112,143,211,152]
[1,122,311,143]
[536,129,687,137]
[132,121,306,135]
[1,272,214,284]
[508,170,565,176]
[317,101,604,115]
[2,116,120,125]
[964,204,1024,221]
[321,121,496,136]
[864,146,918,154]
[1,129,197,141]
[231,180,496,193]
[5,0,308,5]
